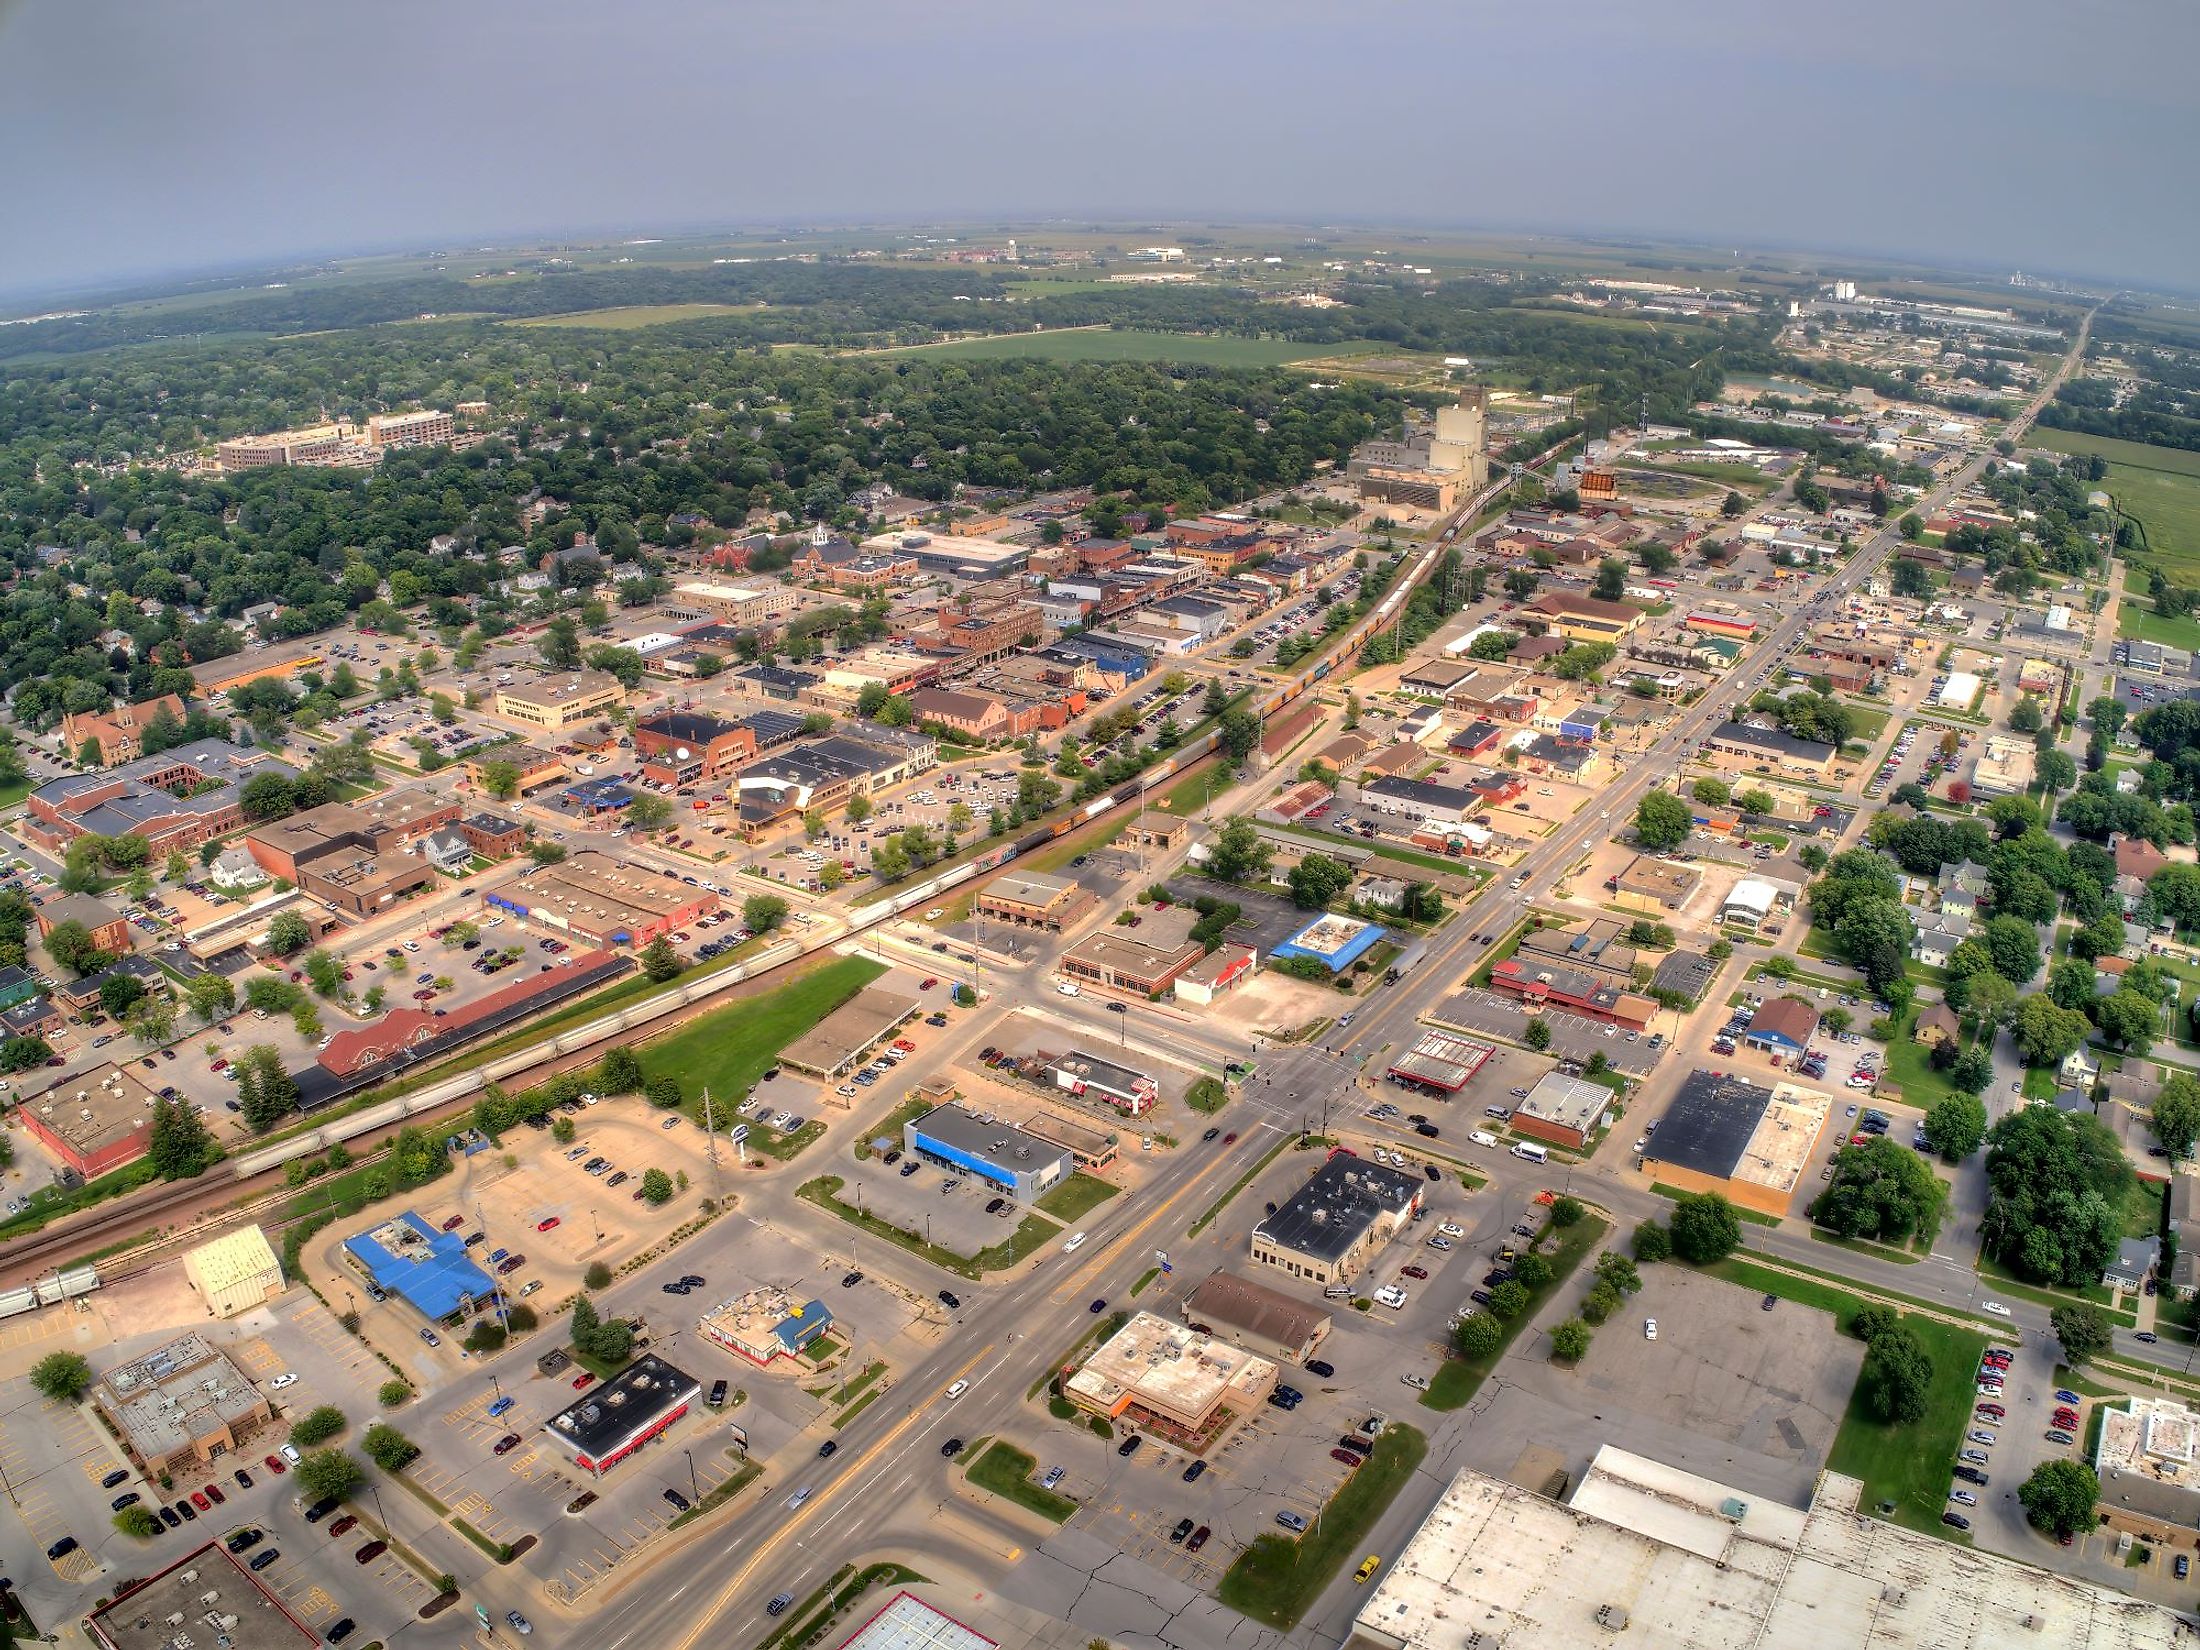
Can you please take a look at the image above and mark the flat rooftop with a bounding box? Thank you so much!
[831,1592,996,1650]
[89,1543,322,1650]
[491,849,699,936]
[1256,1151,1421,1264]
[19,1061,165,1156]
[1645,1069,1776,1181]
[1731,1080,1835,1195]
[94,1334,266,1463]
[1066,1310,1275,1419]
[1518,1071,1614,1133]
[544,1354,701,1457]
[1345,1447,2188,1650]
[779,983,920,1074]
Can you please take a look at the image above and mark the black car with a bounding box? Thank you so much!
[941,1438,964,1458]
[1201,1128,1220,1142]
[46,1537,77,1560]
[1089,1298,1107,1314]
[663,1488,691,1513]
[1118,1435,1143,1458]
[1305,1359,1335,1379]
[327,1620,357,1644]
[1470,1289,1494,1307]
[1414,1122,1439,1138]
[226,1528,263,1554]
[111,1492,140,1511]
[882,1150,902,1165]
[101,1468,130,1490]
[1483,1269,1513,1288]
[1169,1517,1195,1544]
[682,1275,705,1287]
[709,1380,728,1407]
[818,1440,838,1458]
[938,1290,962,1309]
[1941,1511,1971,1531]
[249,1548,281,1572]
[177,1500,197,1522]
[159,1505,181,1528]
[841,1270,863,1288]
[1423,1164,1440,1181]
[1182,1460,1207,1483]
[304,1498,338,1523]
[1337,1435,1374,1458]
[1953,1466,1989,1486]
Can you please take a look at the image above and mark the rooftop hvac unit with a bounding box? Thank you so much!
[199,1591,220,1606]
[166,1614,187,1628]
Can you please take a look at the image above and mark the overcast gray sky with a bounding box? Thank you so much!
[2,0,2192,299]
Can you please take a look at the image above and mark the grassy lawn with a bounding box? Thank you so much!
[1705,1255,1987,1539]
[2030,429,2200,583]
[2021,1065,2058,1103]
[1839,704,1893,744]
[964,1441,1078,1522]
[1216,1423,1427,1628]
[1975,1253,2134,1322]
[798,1175,1059,1280]
[1880,1011,1966,1112]
[891,329,1372,368]
[2123,1177,2166,1239]
[1422,1214,1609,1412]
[508,302,765,329]
[637,955,884,1114]
[2118,603,2200,650]
[1810,1228,1924,1266]
[1036,1172,1120,1224]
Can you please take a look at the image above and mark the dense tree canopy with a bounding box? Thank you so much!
[1980,1107,2131,1286]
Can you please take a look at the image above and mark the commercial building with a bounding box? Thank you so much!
[779,983,921,1077]
[93,1334,273,1477]
[1174,944,1257,1006]
[868,531,1031,580]
[541,1355,703,1478]
[972,869,1097,932]
[485,850,717,946]
[1612,854,1701,914]
[491,672,626,734]
[24,739,296,858]
[734,732,936,833]
[1249,1151,1423,1286]
[1046,1051,1159,1116]
[827,1593,996,1650]
[1181,1270,1332,1364]
[215,422,362,470]
[1361,774,1480,826]
[16,1061,168,1179]
[460,811,529,859]
[1512,918,1640,990]
[1522,592,1646,645]
[903,1104,1073,1201]
[465,743,567,794]
[366,408,454,447]
[1272,913,1387,974]
[1064,1310,1278,1451]
[669,580,802,627]
[1651,949,1719,1005]
[87,1543,323,1650]
[1718,876,1790,930]
[1488,957,1655,1030]
[1642,1069,1833,1217]
[182,1226,284,1319]
[1512,1071,1614,1150]
[1017,1109,1119,1171]
[341,1212,498,1323]
[699,1288,836,1366]
[907,687,1027,742]
[1702,721,1837,778]
[2125,639,2192,679]
[1386,1031,1496,1094]
[313,946,623,1083]
[632,710,759,785]
[1059,911,1206,997]
[1344,1446,2186,1650]
[60,693,188,767]
[1970,733,2037,800]
[1742,994,1819,1056]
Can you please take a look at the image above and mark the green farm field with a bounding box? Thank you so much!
[882,328,1373,367]
[2029,428,2200,581]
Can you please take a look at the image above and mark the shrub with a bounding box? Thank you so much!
[377,1381,413,1409]
[362,1424,419,1472]
[1551,1196,1585,1228]
[1549,1319,1592,1363]
[464,1322,507,1354]
[114,1505,163,1539]
[295,1448,363,1503]
[1452,1312,1503,1359]
[505,1304,539,1334]
[1631,1220,1672,1262]
[584,1261,614,1290]
[290,1406,347,1446]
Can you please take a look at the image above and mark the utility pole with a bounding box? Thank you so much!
[701,1085,721,1202]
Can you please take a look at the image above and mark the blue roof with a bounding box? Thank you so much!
[343,1212,496,1320]
[1272,918,1387,973]
[772,1299,834,1353]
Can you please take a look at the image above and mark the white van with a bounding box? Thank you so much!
[1470,1129,1499,1148]
[1511,1142,1550,1165]
[1063,1231,1089,1253]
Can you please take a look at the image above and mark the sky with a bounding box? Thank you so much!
[1,0,2193,300]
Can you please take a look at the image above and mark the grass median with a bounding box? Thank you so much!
[1216,1423,1427,1628]
[963,1441,1078,1523]
[1423,1214,1608,1412]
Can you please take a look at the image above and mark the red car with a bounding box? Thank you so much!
[537,1217,561,1232]
[204,1484,225,1505]
[330,1515,358,1537]
[572,1373,596,1391]
[265,1455,286,1475]
[919,977,938,991]
[190,1490,210,1511]
[441,1214,465,1232]
[1222,1132,1238,1144]
[1400,1265,1429,1280]
[1329,1448,1363,1469]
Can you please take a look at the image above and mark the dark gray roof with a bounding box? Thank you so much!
[1254,1152,1421,1264]
[1363,775,1478,811]
[739,710,810,748]
[1710,721,1835,762]
[1651,950,1719,1004]
[1646,1069,1774,1181]
[544,1355,702,1457]
[637,709,741,744]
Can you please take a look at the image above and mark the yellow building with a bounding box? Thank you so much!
[182,1226,284,1318]
[491,672,626,734]
[1525,593,1645,645]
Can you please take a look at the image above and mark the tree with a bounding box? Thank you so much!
[742,894,789,934]
[294,1448,364,1504]
[185,970,236,1024]
[1721,491,1748,519]
[2094,987,2161,1053]
[2017,1460,2101,1539]
[1553,1195,1586,1229]
[1923,1093,1988,1161]
[583,1262,614,1291]
[506,1304,539,1334]
[113,1502,164,1539]
[1891,558,1933,600]
[1982,1107,2129,1286]
[1632,1220,1672,1262]
[1833,898,1916,994]
[0,1035,53,1071]
[2050,1303,2114,1367]
[640,937,684,982]
[147,1095,218,1180]
[1467,630,1516,661]
[362,1423,419,1471]
[1513,1251,1554,1291]
[1981,914,2043,986]
[378,1380,413,1409]
[644,1074,682,1109]
[1593,559,1628,601]
[1218,706,1261,764]
[1504,569,1540,600]
[98,974,147,1019]
[1668,1192,1741,1264]
[1206,818,1272,885]
[1811,1137,1944,1243]
[289,1406,347,1446]
[2010,994,2091,1066]
[267,910,312,956]
[1859,1325,1934,1423]
[571,1294,602,1350]
[2153,1075,2200,1157]
[1898,512,1923,541]
[627,794,673,832]
[640,1168,675,1205]
[552,1115,577,1145]
[1523,1017,1553,1052]
[1691,778,1731,807]
[29,1350,91,1401]
[1734,787,1778,817]
[1287,853,1353,910]
[1487,1280,1530,1320]
[1593,1252,1640,1295]
[41,918,108,976]
[1549,1319,1592,1363]
[1633,790,1691,851]
[1452,1312,1503,1359]
[2038,749,2077,793]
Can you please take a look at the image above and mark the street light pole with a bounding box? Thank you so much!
[684,1447,699,1504]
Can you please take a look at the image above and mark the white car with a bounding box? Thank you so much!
[1372,1285,1408,1309]
[1982,1301,2012,1318]
[1437,1221,1464,1238]
[1401,1372,1430,1391]
[1644,1319,1658,1341]
[268,1373,297,1390]
[924,908,945,920]
[1057,981,1081,997]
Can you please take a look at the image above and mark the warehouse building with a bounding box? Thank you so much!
[542,1355,703,1477]
[87,1543,323,1650]
[1181,1270,1332,1364]
[779,984,921,1078]
[699,1288,836,1366]
[93,1334,274,1478]
[182,1226,284,1319]
[484,849,718,946]
[1511,1072,1613,1151]
[903,1104,1073,1202]
[1064,1311,1278,1451]
[1641,1069,1833,1218]
[1249,1151,1423,1286]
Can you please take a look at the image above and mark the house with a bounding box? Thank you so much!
[208,846,269,892]
[420,828,473,875]
[1741,995,1819,1057]
[2104,1235,2161,1293]
[1912,910,1973,969]
[2059,1045,2102,1090]
[1912,1004,1962,1050]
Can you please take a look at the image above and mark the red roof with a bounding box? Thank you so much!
[319,949,618,1075]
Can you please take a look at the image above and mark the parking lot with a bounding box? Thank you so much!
[1431,986,1665,1077]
